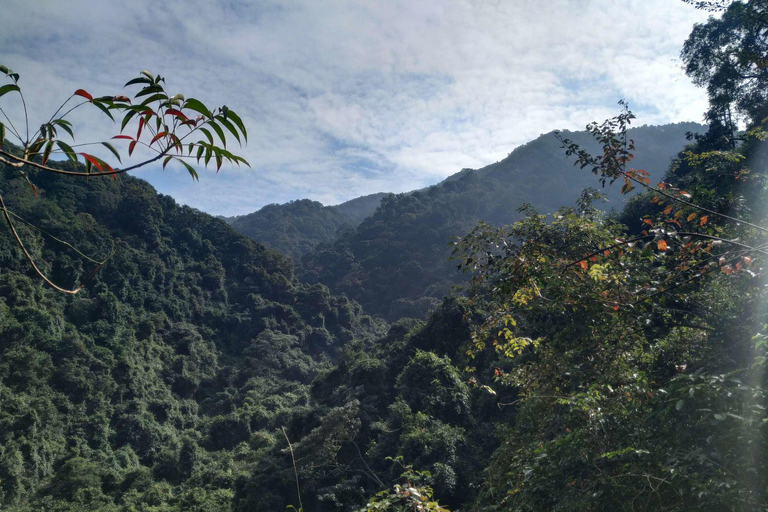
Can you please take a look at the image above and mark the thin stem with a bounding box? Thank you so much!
[19,90,29,143]
[4,207,112,265]
[0,147,170,177]
[0,191,82,294]
[282,427,304,512]
[0,106,23,143]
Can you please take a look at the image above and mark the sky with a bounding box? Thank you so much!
[0,0,711,216]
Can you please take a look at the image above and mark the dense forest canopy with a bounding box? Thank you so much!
[1,1,768,511]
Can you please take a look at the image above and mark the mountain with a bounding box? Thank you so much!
[299,122,704,320]
[333,192,388,224]
[224,193,387,261]
[0,151,387,511]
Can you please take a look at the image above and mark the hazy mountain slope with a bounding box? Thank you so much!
[332,192,388,224]
[300,122,704,320]
[226,199,357,260]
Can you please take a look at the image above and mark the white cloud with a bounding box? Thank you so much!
[0,0,710,216]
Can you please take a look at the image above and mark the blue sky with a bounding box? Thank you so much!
[0,0,710,216]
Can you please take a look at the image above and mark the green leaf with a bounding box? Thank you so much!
[1,122,6,145]
[101,142,122,163]
[140,93,168,106]
[124,77,153,87]
[216,115,241,144]
[0,84,21,98]
[55,140,79,165]
[121,109,138,132]
[134,84,165,98]
[676,399,684,411]
[209,121,226,148]
[91,100,115,121]
[226,110,247,143]
[178,158,199,180]
[41,140,54,165]
[162,155,173,169]
[53,119,75,140]
[199,128,214,146]
[714,413,726,421]
[183,98,212,118]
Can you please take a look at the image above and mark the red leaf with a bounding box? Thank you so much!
[29,182,38,198]
[150,132,167,146]
[112,135,134,140]
[113,95,131,103]
[79,153,104,172]
[128,140,137,156]
[165,109,188,121]
[74,89,93,102]
[136,117,144,141]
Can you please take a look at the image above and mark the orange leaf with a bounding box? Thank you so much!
[150,131,167,146]
[165,109,189,121]
[611,305,619,311]
[687,213,697,222]
[642,218,653,227]
[699,216,708,227]
[74,89,93,102]
[662,205,673,215]
[579,260,588,270]
[79,153,104,172]
[657,240,668,251]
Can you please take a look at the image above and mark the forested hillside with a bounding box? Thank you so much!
[3,1,768,511]
[300,123,702,320]
[0,154,390,511]
[224,193,386,261]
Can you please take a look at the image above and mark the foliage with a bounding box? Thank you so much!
[0,66,248,293]
[0,156,385,511]
[298,124,697,320]
[358,458,450,512]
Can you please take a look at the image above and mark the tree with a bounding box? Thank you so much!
[451,2,768,508]
[0,66,249,293]
[682,0,768,140]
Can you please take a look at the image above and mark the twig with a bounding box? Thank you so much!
[282,426,304,512]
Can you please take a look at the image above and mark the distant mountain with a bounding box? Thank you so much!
[224,193,387,261]
[299,122,705,320]
[333,192,388,224]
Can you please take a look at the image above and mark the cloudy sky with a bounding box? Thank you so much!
[1,0,710,216]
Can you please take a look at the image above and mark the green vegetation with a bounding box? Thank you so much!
[298,123,700,320]
[0,158,385,510]
[223,193,388,261]
[2,1,768,511]
[226,199,358,261]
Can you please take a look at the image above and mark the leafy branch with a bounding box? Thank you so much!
[0,65,249,292]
